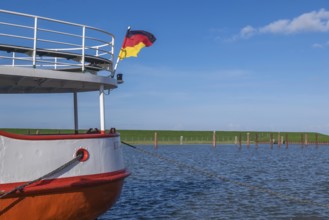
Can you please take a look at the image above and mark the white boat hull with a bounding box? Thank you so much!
[0,131,130,219]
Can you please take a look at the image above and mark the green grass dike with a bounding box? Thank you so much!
[2,128,329,145]
[119,130,329,145]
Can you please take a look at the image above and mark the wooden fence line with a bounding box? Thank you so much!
[120,132,329,146]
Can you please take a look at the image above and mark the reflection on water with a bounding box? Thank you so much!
[100,144,329,219]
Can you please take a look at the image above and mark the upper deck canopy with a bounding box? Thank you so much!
[0,9,118,93]
[0,66,117,93]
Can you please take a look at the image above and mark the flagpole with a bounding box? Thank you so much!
[111,26,131,77]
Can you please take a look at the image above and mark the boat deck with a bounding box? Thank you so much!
[0,44,112,72]
[0,9,118,93]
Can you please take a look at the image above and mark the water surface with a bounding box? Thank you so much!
[100,144,329,219]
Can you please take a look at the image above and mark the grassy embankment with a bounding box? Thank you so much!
[3,128,329,145]
[119,130,329,145]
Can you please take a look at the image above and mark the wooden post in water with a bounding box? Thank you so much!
[278,132,281,148]
[270,133,273,149]
[212,131,216,148]
[285,133,289,149]
[281,135,284,145]
[305,133,308,146]
[154,132,158,149]
[255,133,258,149]
[239,133,242,148]
[246,132,250,148]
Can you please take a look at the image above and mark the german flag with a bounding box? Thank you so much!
[118,29,156,60]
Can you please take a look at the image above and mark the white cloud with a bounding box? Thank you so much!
[239,25,257,38]
[312,40,329,48]
[237,8,329,39]
[260,19,291,34]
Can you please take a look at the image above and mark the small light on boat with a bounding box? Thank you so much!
[75,148,89,162]
[117,73,124,84]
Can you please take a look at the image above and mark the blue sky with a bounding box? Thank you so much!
[1,1,329,134]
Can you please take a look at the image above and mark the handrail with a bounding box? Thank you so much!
[0,9,115,37]
[0,21,33,29]
[0,9,115,74]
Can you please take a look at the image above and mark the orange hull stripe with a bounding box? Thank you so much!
[0,179,126,220]
[0,169,130,196]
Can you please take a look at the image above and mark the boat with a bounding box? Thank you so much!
[0,9,130,219]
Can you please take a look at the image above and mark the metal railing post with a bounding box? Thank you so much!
[54,57,57,69]
[12,52,15,66]
[33,16,38,68]
[81,26,86,72]
[74,92,79,134]
[111,37,114,62]
[99,84,105,134]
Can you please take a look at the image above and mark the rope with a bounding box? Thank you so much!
[121,141,329,209]
[0,152,83,199]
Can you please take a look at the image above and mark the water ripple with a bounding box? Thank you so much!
[100,145,329,219]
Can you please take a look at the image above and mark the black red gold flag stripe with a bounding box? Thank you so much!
[118,30,156,60]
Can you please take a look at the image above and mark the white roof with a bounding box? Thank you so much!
[0,66,117,93]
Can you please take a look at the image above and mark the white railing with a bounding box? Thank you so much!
[0,9,115,74]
